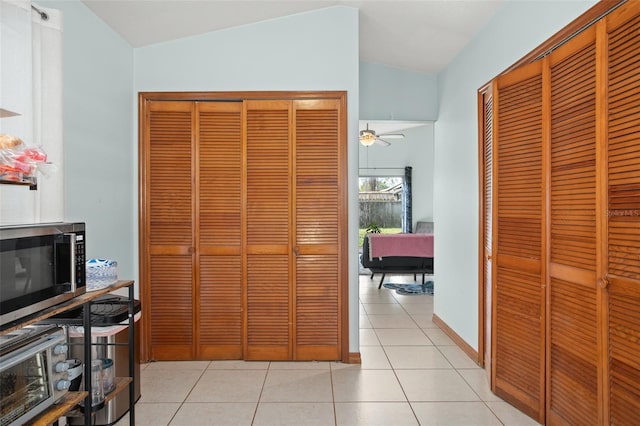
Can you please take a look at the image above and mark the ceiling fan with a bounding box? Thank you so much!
[359,123,405,147]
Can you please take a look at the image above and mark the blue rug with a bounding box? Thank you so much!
[383,281,434,295]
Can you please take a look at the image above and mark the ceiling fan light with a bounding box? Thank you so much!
[359,130,376,146]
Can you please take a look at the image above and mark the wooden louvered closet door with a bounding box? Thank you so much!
[141,92,346,363]
[484,3,640,424]
[293,99,343,360]
[479,87,494,379]
[244,99,344,361]
[245,100,293,360]
[144,101,195,360]
[197,102,243,359]
[143,101,244,360]
[547,27,599,425]
[493,61,545,423]
[604,5,640,424]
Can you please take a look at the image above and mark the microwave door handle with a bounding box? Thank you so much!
[65,233,77,293]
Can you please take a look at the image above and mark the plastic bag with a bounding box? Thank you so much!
[0,134,50,182]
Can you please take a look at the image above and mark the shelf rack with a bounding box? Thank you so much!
[2,280,136,426]
[0,176,37,190]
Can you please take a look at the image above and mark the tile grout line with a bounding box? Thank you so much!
[167,361,213,425]
[384,277,511,426]
[371,277,495,425]
[368,287,424,425]
[396,282,507,423]
[449,363,508,425]
[391,288,441,426]
[330,362,338,426]
[250,361,271,425]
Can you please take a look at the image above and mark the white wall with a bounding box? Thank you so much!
[360,61,437,121]
[134,6,361,352]
[434,0,597,349]
[0,1,65,226]
[40,0,134,278]
[7,0,602,359]
[24,3,360,353]
[1,1,37,225]
[358,62,437,224]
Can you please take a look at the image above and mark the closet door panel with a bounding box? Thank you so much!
[150,255,193,360]
[493,61,545,422]
[245,100,292,360]
[146,101,194,360]
[293,100,342,360]
[480,87,494,377]
[606,6,640,424]
[141,92,347,363]
[199,256,242,358]
[197,102,243,359]
[548,29,598,425]
[148,102,193,247]
[246,254,290,360]
[295,256,338,360]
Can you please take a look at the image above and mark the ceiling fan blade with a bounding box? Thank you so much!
[378,133,404,139]
[376,138,391,146]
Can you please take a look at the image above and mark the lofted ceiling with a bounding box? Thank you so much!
[81,0,503,74]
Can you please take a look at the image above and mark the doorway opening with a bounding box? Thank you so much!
[358,175,406,248]
[358,167,413,277]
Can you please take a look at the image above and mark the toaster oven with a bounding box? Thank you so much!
[0,324,71,426]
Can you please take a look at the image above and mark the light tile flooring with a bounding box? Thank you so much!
[116,274,541,425]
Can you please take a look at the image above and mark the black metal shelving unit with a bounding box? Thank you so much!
[1,280,137,426]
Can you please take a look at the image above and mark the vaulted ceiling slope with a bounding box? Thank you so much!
[81,0,503,74]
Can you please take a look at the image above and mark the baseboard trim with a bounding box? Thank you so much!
[432,313,480,365]
[347,352,362,364]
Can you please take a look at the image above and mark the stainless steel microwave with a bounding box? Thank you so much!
[0,222,86,327]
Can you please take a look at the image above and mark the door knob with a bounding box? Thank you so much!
[597,277,609,289]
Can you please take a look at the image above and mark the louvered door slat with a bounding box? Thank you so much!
[296,256,338,357]
[149,108,193,245]
[495,267,542,390]
[246,254,290,360]
[197,102,243,359]
[547,31,598,425]
[606,8,640,424]
[482,89,494,375]
[245,100,292,360]
[146,101,194,360]
[199,256,242,358]
[199,103,243,246]
[141,93,346,364]
[493,62,545,422]
[485,94,493,254]
[246,104,290,246]
[150,255,193,359]
[293,100,342,360]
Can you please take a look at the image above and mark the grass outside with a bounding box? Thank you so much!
[359,228,401,247]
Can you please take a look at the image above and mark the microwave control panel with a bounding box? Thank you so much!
[74,233,85,287]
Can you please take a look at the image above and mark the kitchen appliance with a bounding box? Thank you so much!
[69,320,141,426]
[0,324,71,426]
[0,222,86,327]
[63,295,142,426]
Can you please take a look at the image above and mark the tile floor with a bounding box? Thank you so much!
[116,274,541,425]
